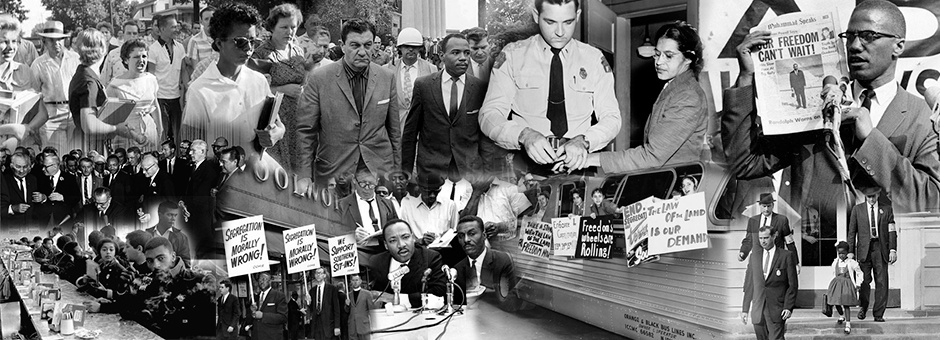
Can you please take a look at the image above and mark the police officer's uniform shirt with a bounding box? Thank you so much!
[479,35,621,152]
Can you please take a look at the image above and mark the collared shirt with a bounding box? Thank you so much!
[80,174,94,201]
[148,38,185,99]
[763,246,776,279]
[477,182,531,226]
[153,226,172,237]
[182,62,276,153]
[853,80,897,128]
[14,40,38,66]
[99,47,126,86]
[441,72,466,115]
[399,196,459,236]
[49,170,61,189]
[343,59,370,112]
[31,51,81,105]
[388,258,410,278]
[356,192,382,233]
[189,53,220,85]
[186,31,216,65]
[479,35,621,151]
[473,61,485,78]
[468,247,487,282]
[438,178,472,211]
[296,34,319,58]
[260,287,271,303]
[0,61,34,92]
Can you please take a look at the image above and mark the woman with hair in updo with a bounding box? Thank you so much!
[105,39,163,152]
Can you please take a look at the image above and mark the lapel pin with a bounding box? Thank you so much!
[579,67,587,79]
[776,269,781,276]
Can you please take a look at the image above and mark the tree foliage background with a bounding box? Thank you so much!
[0,0,29,22]
[41,0,140,31]
[484,0,532,33]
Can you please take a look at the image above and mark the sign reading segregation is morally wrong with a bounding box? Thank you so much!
[283,224,320,274]
[223,215,270,277]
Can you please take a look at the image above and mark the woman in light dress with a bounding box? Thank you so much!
[105,39,162,152]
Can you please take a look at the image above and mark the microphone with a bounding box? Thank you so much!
[449,268,457,282]
[420,268,432,283]
[441,265,451,280]
[388,266,410,282]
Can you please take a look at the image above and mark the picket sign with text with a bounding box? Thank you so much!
[283,224,320,274]
[222,215,270,277]
[551,217,578,257]
[647,192,710,256]
[328,234,359,277]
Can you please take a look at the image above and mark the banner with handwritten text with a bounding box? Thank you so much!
[519,221,552,258]
[647,192,709,255]
[575,217,614,259]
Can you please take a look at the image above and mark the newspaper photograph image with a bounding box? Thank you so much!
[750,11,849,135]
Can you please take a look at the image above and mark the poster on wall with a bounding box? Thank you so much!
[283,224,320,274]
[222,215,270,277]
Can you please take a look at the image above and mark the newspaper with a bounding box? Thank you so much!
[750,11,849,135]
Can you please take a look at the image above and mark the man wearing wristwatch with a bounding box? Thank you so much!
[478,0,621,175]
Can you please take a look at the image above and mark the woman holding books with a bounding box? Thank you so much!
[105,39,162,152]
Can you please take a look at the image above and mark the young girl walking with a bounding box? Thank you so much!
[823,241,863,334]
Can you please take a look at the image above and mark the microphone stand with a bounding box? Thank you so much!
[437,269,462,316]
[390,279,407,313]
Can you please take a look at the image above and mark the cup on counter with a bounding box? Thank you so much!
[60,312,74,335]
[385,303,394,316]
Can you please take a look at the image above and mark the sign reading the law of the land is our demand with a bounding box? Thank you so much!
[551,217,578,257]
[283,224,320,274]
[222,215,270,277]
[519,221,552,259]
[328,234,359,277]
[647,192,710,256]
[575,217,614,259]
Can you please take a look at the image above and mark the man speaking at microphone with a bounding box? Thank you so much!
[369,219,447,307]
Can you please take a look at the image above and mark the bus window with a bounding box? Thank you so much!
[673,165,703,198]
[558,181,586,217]
[598,175,624,200]
[616,171,676,207]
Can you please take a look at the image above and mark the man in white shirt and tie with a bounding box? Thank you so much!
[76,157,101,205]
[742,226,798,340]
[848,187,896,322]
[387,27,436,130]
[306,267,341,340]
[461,27,490,82]
[738,193,799,270]
[340,169,398,245]
[249,272,287,340]
[216,280,240,340]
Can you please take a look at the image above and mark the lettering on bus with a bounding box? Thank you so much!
[622,313,697,340]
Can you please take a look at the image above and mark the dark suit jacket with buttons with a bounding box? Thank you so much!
[369,246,447,307]
[722,84,940,214]
[1,172,39,228]
[252,289,287,340]
[402,70,487,177]
[297,61,401,182]
[338,193,398,234]
[307,283,341,340]
[742,246,798,325]
[847,201,896,263]
[103,171,136,211]
[739,213,798,264]
[160,156,192,196]
[217,293,240,332]
[453,247,519,306]
[36,171,80,224]
[140,171,177,217]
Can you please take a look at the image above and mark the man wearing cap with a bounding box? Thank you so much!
[739,193,798,268]
[847,187,896,322]
[387,27,436,130]
[479,0,621,175]
[30,20,82,153]
[399,172,458,246]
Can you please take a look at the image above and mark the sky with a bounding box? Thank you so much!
[20,0,479,36]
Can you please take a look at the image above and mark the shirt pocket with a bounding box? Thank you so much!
[513,73,544,115]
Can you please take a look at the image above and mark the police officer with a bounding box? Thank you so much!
[479,0,621,174]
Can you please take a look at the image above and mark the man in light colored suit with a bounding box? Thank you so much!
[346,274,376,340]
[742,227,798,340]
[297,18,401,191]
[847,187,896,322]
[387,27,436,131]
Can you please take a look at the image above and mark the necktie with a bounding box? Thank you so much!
[547,47,568,138]
[403,65,414,107]
[861,89,874,110]
[468,259,480,290]
[367,199,377,231]
[84,176,90,201]
[109,174,115,186]
[449,76,459,116]
[317,285,322,313]
[870,204,877,238]
[17,178,26,202]
[168,159,173,175]
[763,249,771,278]
[260,290,266,303]
[450,181,457,200]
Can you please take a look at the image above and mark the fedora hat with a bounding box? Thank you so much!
[758,193,775,205]
[37,21,69,39]
[860,186,882,196]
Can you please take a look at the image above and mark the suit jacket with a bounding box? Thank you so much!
[369,246,446,307]
[1,173,40,228]
[847,201,896,263]
[140,171,177,217]
[722,84,940,214]
[287,298,302,328]
[160,156,192,195]
[36,171,80,225]
[307,283,341,340]
[739,213,798,264]
[74,173,102,205]
[297,61,401,182]
[789,70,805,90]
[79,201,132,232]
[387,58,436,128]
[217,293,240,331]
[402,71,487,177]
[102,171,136,211]
[252,289,287,340]
[742,247,798,325]
[598,70,707,173]
[347,289,376,335]
[338,193,398,234]
[185,159,220,205]
[453,248,518,306]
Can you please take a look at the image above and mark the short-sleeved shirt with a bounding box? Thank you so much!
[99,47,126,87]
[68,64,107,144]
[148,38,185,99]
[186,31,216,65]
[0,61,34,92]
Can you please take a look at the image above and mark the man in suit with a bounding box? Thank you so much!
[139,154,176,219]
[722,0,939,222]
[387,27,437,130]
[789,63,806,109]
[297,18,401,190]
[402,33,487,178]
[453,215,520,310]
[249,272,287,340]
[144,200,192,267]
[103,155,136,212]
[287,291,303,340]
[1,153,42,228]
[35,154,79,226]
[461,27,490,83]
[307,267,341,340]
[739,194,798,268]
[123,147,143,175]
[183,140,220,257]
[160,140,191,195]
[79,187,131,236]
[848,187,896,322]
[347,274,376,340]
[341,169,398,245]
[742,226,798,340]
[75,157,102,206]
[369,219,447,307]
[217,280,240,340]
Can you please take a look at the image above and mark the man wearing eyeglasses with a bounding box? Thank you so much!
[722,0,939,227]
[138,154,177,226]
[181,3,285,169]
[1,153,41,228]
[35,153,79,226]
[339,168,398,246]
[79,187,131,237]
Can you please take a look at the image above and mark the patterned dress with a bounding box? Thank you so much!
[252,40,306,172]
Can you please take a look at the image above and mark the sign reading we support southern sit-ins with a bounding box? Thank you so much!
[647,192,709,256]
[222,215,269,277]
[551,217,578,257]
[519,221,552,258]
[328,234,359,277]
[283,224,319,274]
[575,217,614,259]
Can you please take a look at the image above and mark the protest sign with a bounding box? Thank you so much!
[283,224,320,274]
[328,234,359,277]
[551,217,578,257]
[575,217,614,259]
[222,215,269,277]
[519,221,552,258]
[622,197,659,268]
[648,192,710,256]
